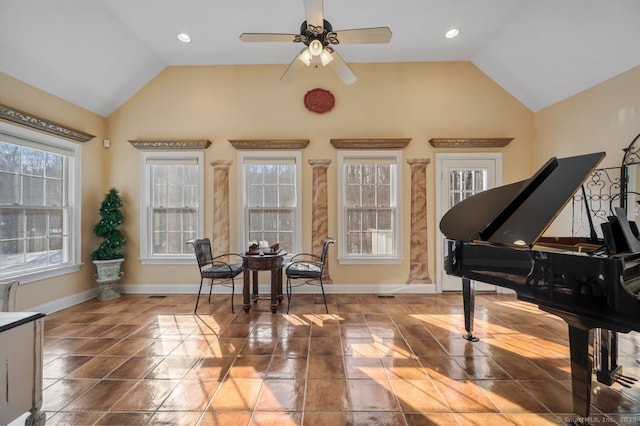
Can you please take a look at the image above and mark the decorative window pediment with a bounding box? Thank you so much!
[229,139,309,150]
[428,138,513,148]
[0,103,95,142]
[330,139,411,149]
[129,140,211,150]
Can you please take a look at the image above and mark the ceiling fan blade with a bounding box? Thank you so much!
[327,49,357,85]
[333,27,392,44]
[280,49,308,84]
[240,33,299,43]
[304,0,324,29]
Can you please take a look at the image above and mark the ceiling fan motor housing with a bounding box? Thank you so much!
[298,20,338,47]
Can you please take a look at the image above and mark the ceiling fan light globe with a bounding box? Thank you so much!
[320,49,334,66]
[309,39,323,56]
[299,48,312,65]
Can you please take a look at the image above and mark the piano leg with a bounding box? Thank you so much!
[568,325,592,418]
[594,328,622,386]
[462,278,479,342]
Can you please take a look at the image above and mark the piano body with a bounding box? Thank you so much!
[440,151,640,419]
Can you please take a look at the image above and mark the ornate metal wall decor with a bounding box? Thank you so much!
[428,138,513,148]
[304,88,335,113]
[128,139,211,150]
[228,139,309,150]
[622,132,640,166]
[330,138,411,149]
[573,131,640,235]
[572,166,621,238]
[0,103,95,142]
[620,131,640,210]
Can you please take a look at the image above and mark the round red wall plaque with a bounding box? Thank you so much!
[304,88,335,113]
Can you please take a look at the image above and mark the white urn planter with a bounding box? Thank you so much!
[93,258,124,301]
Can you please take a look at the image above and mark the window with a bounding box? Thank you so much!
[338,151,402,263]
[140,152,203,263]
[238,152,301,254]
[449,168,487,206]
[0,123,81,282]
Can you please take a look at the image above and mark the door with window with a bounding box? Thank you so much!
[436,153,502,292]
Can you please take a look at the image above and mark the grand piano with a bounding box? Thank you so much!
[440,151,640,419]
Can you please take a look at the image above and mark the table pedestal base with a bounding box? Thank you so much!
[242,253,285,314]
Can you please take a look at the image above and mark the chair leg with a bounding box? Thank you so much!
[319,279,329,314]
[208,279,214,303]
[195,278,204,313]
[286,277,292,314]
[230,278,235,314]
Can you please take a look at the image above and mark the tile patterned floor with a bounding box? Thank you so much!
[38,293,640,425]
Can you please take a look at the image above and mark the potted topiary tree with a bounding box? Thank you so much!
[92,187,126,301]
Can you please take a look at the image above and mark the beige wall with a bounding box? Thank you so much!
[5,61,637,307]
[0,73,108,310]
[535,65,640,235]
[108,61,534,288]
[1,61,536,308]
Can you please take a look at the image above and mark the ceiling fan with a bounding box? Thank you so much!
[239,0,392,85]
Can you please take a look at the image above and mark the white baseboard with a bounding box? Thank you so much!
[120,283,438,295]
[31,288,98,314]
[29,283,438,315]
[29,283,513,315]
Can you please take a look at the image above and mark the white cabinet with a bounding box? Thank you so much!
[0,312,45,425]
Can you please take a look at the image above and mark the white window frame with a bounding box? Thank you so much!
[0,120,81,283]
[139,151,204,264]
[337,150,402,264]
[237,151,302,256]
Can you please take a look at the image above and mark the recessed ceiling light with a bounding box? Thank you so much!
[445,28,460,39]
[177,33,192,43]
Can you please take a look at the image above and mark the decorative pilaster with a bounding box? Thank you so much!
[406,159,432,284]
[309,159,333,283]
[211,160,232,255]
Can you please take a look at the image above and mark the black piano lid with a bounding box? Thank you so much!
[440,152,606,247]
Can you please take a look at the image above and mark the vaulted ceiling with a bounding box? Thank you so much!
[1,0,639,117]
